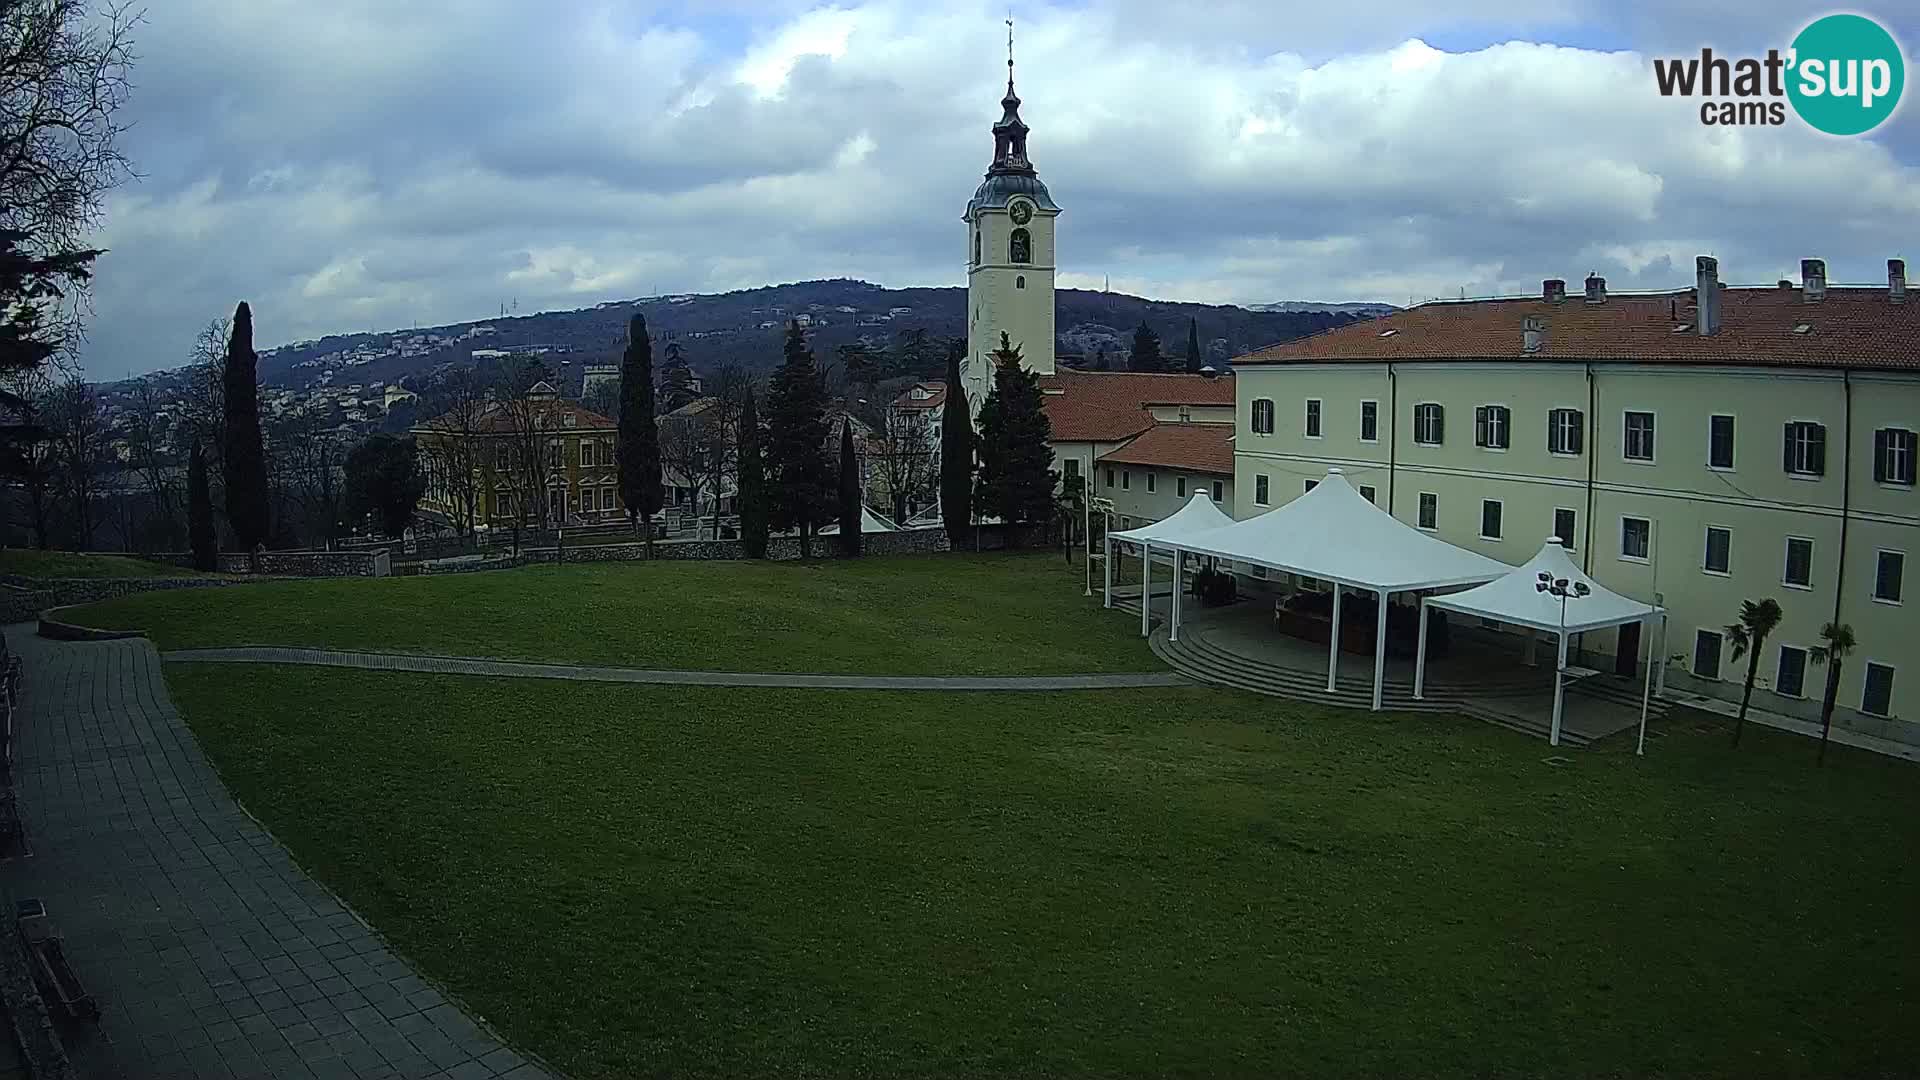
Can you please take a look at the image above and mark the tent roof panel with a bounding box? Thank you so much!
[1109,492,1237,545]
[1424,540,1662,633]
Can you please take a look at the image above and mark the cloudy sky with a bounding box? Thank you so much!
[80,0,1920,380]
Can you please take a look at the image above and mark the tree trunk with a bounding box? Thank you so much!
[1732,650,1761,747]
[642,510,654,559]
[1818,661,1841,766]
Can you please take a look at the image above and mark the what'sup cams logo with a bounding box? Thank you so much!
[1654,13,1905,134]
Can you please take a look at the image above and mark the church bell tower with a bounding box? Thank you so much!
[961,23,1058,413]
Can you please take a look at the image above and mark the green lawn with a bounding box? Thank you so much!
[167,665,1920,1079]
[68,554,1148,675]
[0,548,205,579]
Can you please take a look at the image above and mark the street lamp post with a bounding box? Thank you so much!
[1535,570,1591,748]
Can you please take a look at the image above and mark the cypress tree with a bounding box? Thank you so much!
[765,321,833,557]
[737,389,769,558]
[836,419,861,558]
[221,302,270,549]
[1128,321,1164,373]
[974,332,1055,547]
[1185,317,1204,373]
[617,314,663,552]
[939,341,973,548]
[188,443,217,571]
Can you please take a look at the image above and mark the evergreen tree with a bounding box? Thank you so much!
[222,302,271,549]
[765,321,834,557]
[617,314,663,552]
[1128,321,1164,372]
[1091,346,1109,372]
[836,419,861,558]
[974,333,1056,546]
[1185,317,1204,373]
[660,337,696,413]
[737,388,769,558]
[939,341,974,548]
[188,442,216,571]
[345,434,428,538]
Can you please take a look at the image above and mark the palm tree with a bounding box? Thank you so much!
[1808,621,1857,767]
[1725,598,1783,748]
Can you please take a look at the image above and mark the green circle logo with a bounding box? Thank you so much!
[1787,14,1905,135]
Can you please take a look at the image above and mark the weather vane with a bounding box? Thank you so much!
[1006,14,1014,76]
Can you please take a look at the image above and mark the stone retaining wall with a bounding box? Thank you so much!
[0,576,241,625]
[151,550,391,577]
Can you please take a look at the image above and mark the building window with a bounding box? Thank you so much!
[600,485,616,509]
[1121,469,1130,491]
[1255,475,1270,505]
[1623,411,1656,461]
[1480,499,1503,540]
[1016,275,1025,289]
[1359,400,1379,443]
[1693,629,1724,680]
[1704,526,1731,575]
[1304,480,1319,494]
[1547,408,1584,456]
[582,487,596,512]
[1621,516,1651,561]
[1146,472,1156,493]
[1474,405,1511,450]
[1783,421,1827,476]
[1708,414,1736,470]
[1304,399,1323,438]
[1413,403,1444,445]
[1211,480,1224,502]
[1875,550,1904,603]
[1359,484,1376,504]
[973,230,981,265]
[547,441,562,467]
[1784,537,1814,588]
[1554,508,1577,549]
[1417,492,1438,530]
[1776,645,1808,698]
[1251,398,1275,435]
[1010,228,1031,264]
[1175,476,1186,498]
[1063,458,1080,480]
[581,441,595,468]
[1873,427,1916,485]
[1861,662,1895,717]
[1104,467,1114,488]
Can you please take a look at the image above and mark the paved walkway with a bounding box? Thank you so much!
[0,628,552,1080]
[162,646,1192,691]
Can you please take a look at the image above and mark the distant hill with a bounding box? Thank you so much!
[1250,301,1398,316]
[220,280,1367,395]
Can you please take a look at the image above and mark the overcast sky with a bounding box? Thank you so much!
[80,0,1920,380]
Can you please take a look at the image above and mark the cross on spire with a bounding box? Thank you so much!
[988,15,1033,176]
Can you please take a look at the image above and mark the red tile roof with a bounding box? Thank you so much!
[416,398,616,435]
[1096,423,1235,474]
[1038,368,1236,442]
[1235,286,1920,371]
[890,382,947,411]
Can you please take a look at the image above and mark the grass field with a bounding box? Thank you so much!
[167,664,1920,1079]
[0,548,205,579]
[69,554,1148,675]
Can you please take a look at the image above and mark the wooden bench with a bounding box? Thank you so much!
[16,900,97,1022]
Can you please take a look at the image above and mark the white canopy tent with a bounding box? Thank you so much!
[1168,469,1508,710]
[1419,539,1666,750]
[1106,492,1237,640]
[819,506,900,535]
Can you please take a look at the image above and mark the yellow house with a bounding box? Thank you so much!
[412,381,623,528]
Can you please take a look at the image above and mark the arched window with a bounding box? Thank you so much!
[1016,275,1025,289]
[1010,228,1031,264]
[973,230,981,265]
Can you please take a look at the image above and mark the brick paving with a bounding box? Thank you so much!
[162,646,1192,691]
[0,628,552,1080]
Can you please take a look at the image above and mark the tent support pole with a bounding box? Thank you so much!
[1170,550,1183,643]
[1102,533,1112,609]
[1550,630,1569,747]
[1524,627,1537,666]
[1371,588,1388,711]
[1636,615,1654,757]
[1413,600,1430,700]
[1326,582,1342,692]
[1140,544,1151,638]
[1654,613,1669,696]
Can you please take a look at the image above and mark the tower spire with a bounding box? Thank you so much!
[989,16,1033,176]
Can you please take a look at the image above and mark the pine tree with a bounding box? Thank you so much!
[221,302,270,549]
[737,389,769,558]
[617,314,663,552]
[837,419,861,558]
[974,333,1056,546]
[188,442,216,571]
[1185,317,1204,373]
[765,321,833,557]
[1128,321,1164,372]
[939,341,974,548]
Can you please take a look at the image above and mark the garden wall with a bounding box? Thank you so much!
[0,576,241,625]
[397,525,1057,573]
[151,550,391,577]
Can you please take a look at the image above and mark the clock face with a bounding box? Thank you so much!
[1009,201,1033,225]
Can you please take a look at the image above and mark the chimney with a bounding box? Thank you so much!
[1522,315,1545,354]
[1542,278,1567,303]
[1583,274,1607,304]
[1890,258,1907,303]
[1695,255,1721,336]
[1802,258,1827,302]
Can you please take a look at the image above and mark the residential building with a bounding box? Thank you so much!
[1229,258,1918,737]
[412,381,623,528]
[1094,422,1235,530]
[1041,367,1235,508]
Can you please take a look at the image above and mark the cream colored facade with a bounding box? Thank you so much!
[1233,361,1918,734]
[1096,463,1233,529]
[964,196,1057,406]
